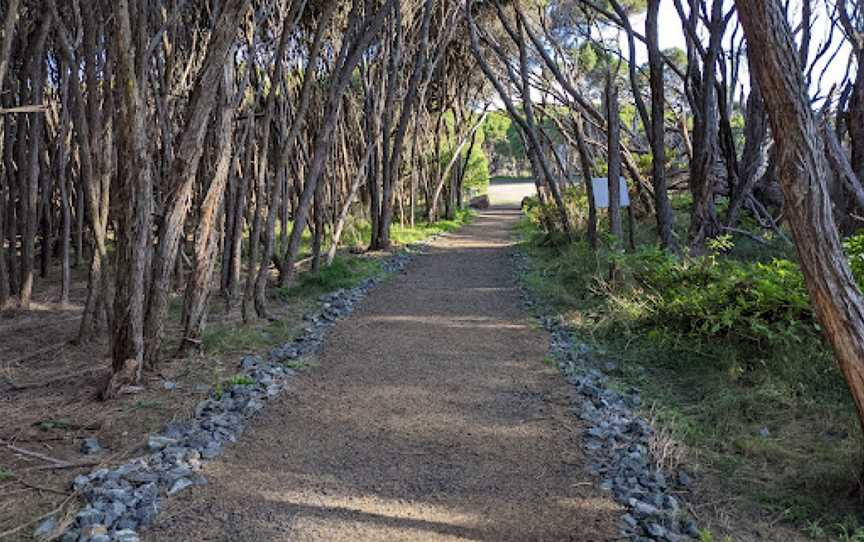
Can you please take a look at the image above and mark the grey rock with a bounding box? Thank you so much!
[683,519,700,537]
[165,465,192,482]
[163,381,177,391]
[621,514,638,528]
[73,474,91,491]
[147,435,177,451]
[758,426,770,438]
[113,530,141,542]
[81,437,103,455]
[200,442,223,459]
[115,516,138,531]
[125,470,160,484]
[60,529,79,542]
[32,517,57,539]
[104,501,127,526]
[645,522,668,538]
[167,477,194,495]
[76,507,104,527]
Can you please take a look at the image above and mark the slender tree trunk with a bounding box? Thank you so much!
[605,74,623,241]
[179,64,237,356]
[646,0,676,251]
[19,15,50,309]
[143,0,251,367]
[328,146,374,265]
[573,113,598,249]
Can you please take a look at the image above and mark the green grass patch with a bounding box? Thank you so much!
[517,207,864,532]
[202,319,299,356]
[284,358,316,371]
[277,256,385,300]
[227,374,255,386]
[33,419,72,432]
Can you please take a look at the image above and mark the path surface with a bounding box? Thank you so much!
[145,203,619,541]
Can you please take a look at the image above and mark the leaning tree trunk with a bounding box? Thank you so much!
[736,0,864,458]
[572,112,598,250]
[179,64,238,356]
[143,0,250,368]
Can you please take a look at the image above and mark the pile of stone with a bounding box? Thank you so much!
[513,252,699,542]
[51,247,422,542]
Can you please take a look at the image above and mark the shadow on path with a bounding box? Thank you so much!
[145,207,620,542]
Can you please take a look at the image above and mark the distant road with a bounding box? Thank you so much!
[487,177,536,208]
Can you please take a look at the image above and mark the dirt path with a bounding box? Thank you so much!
[145,207,620,541]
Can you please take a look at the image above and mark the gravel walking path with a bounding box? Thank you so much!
[144,207,620,541]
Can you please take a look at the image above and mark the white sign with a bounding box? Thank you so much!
[591,177,630,208]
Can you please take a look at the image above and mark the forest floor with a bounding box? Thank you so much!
[141,203,622,541]
[0,217,467,540]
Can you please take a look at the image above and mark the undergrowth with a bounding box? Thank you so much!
[517,198,864,538]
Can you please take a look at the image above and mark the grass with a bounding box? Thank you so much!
[277,256,385,300]
[344,209,475,247]
[226,374,255,386]
[202,318,301,356]
[516,211,864,536]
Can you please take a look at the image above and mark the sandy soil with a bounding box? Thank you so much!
[144,206,620,542]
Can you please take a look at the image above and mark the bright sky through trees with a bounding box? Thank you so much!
[626,1,852,99]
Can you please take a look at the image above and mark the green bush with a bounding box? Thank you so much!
[615,246,817,351]
[844,232,864,285]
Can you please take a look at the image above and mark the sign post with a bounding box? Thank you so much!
[590,177,635,250]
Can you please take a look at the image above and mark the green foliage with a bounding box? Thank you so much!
[227,374,255,386]
[843,232,864,284]
[278,256,384,301]
[612,245,817,352]
[576,42,598,73]
[34,419,72,431]
[483,110,527,174]
[0,468,13,481]
[517,213,864,531]
[130,400,161,411]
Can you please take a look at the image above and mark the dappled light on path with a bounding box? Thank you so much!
[144,207,619,541]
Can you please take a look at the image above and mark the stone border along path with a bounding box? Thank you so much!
[48,246,423,542]
[512,251,701,542]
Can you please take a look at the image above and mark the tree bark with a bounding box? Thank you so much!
[143,0,250,368]
[646,0,677,251]
[736,0,864,456]
[179,64,237,357]
[605,74,623,241]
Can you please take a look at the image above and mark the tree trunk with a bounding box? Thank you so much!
[605,74,623,241]
[104,0,155,399]
[179,64,237,357]
[143,0,250,367]
[19,14,50,309]
[646,0,677,251]
[736,0,864,458]
[572,112,598,249]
